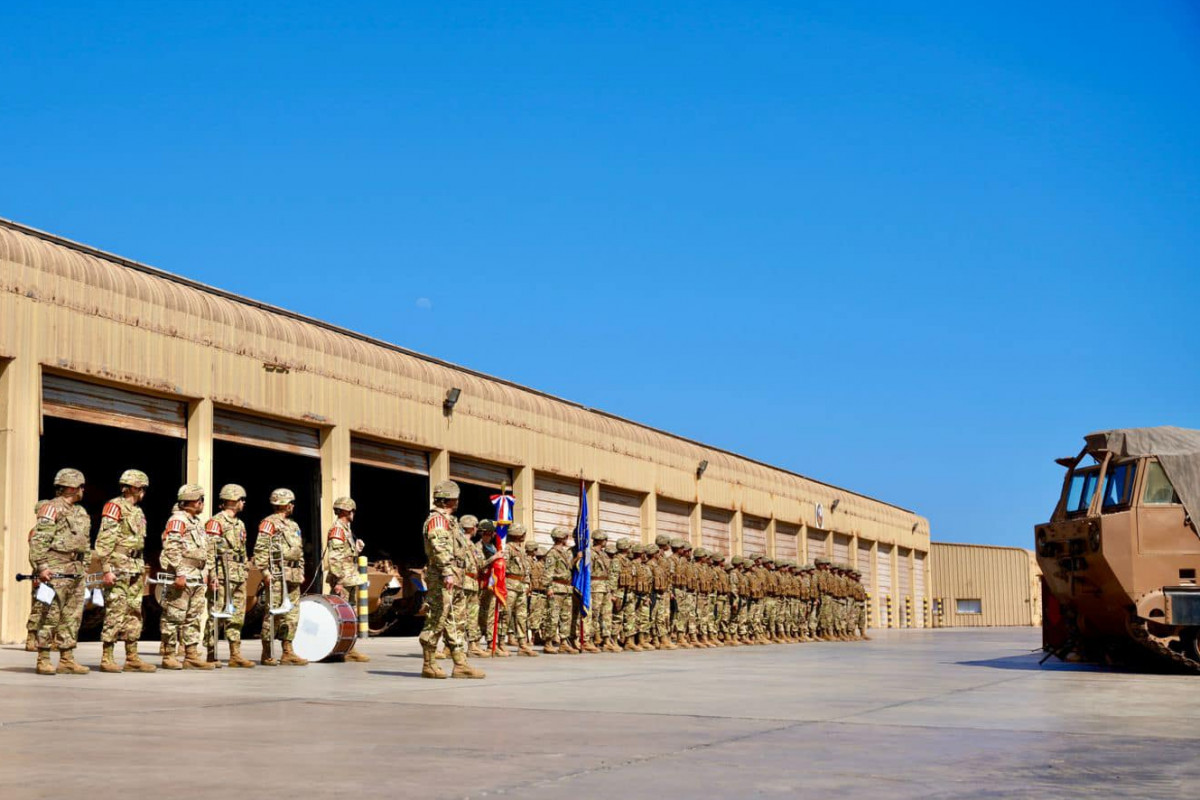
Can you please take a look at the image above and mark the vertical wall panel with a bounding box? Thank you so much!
[701,507,733,555]
[599,487,642,541]
[775,522,799,560]
[533,475,579,546]
[832,533,851,564]
[807,528,829,559]
[742,515,768,556]
[656,497,692,543]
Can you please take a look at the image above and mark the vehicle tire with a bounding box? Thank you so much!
[1181,627,1200,662]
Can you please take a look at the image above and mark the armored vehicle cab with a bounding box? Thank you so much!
[1036,427,1200,670]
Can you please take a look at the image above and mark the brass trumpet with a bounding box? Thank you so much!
[210,541,235,620]
[147,572,204,588]
[266,538,293,616]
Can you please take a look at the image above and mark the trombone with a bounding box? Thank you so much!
[262,536,293,662]
[147,572,205,588]
[210,540,235,620]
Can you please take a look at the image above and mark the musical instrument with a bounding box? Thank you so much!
[293,594,358,662]
[148,572,204,606]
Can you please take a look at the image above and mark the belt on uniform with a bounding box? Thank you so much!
[229,555,246,564]
[531,590,547,595]
[507,575,527,583]
[552,579,571,585]
[285,560,302,567]
[116,548,144,559]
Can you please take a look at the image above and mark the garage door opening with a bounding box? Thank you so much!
[449,457,513,530]
[349,462,429,567]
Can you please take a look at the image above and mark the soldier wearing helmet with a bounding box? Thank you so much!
[320,496,370,662]
[252,488,308,667]
[417,480,484,679]
[94,469,153,673]
[527,540,549,644]
[159,484,216,670]
[28,468,91,675]
[588,530,619,652]
[500,523,538,657]
[453,515,487,659]
[202,484,255,668]
[542,527,575,654]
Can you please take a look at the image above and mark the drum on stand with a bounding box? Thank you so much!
[294,594,359,662]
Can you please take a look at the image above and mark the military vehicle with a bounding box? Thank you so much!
[1036,427,1200,671]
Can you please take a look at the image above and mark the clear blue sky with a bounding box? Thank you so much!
[4,2,1199,546]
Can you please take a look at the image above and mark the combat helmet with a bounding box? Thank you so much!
[269,488,295,506]
[670,538,687,550]
[177,483,205,502]
[119,469,149,488]
[333,496,357,512]
[509,523,527,539]
[655,533,671,547]
[460,515,479,529]
[218,483,247,502]
[432,480,460,500]
[646,543,659,556]
[524,540,538,553]
[478,519,496,534]
[550,526,569,541]
[604,541,618,554]
[53,468,85,488]
[593,529,608,542]
[616,538,632,551]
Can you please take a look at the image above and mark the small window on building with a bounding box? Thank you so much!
[956,598,983,615]
[1142,462,1181,505]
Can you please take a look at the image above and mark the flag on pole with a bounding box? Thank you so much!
[488,486,513,608]
[571,478,591,617]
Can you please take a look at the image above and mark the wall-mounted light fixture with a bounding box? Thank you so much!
[443,387,462,416]
[912,522,919,533]
[830,498,841,512]
[696,459,709,479]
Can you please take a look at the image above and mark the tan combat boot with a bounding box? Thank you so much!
[280,641,309,666]
[491,644,512,658]
[99,643,122,673]
[623,636,642,652]
[260,641,279,667]
[421,645,447,679]
[183,645,216,670]
[206,647,224,668]
[344,647,370,662]
[560,640,579,654]
[435,646,450,660]
[518,643,539,657]
[56,649,90,674]
[124,641,157,672]
[450,649,486,679]
[226,641,255,668]
[468,642,490,659]
[25,631,38,652]
[543,641,560,654]
[582,639,601,654]
[36,649,55,675]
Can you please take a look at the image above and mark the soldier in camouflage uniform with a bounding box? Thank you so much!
[854,570,871,640]
[475,520,508,657]
[29,468,92,675]
[673,541,697,648]
[253,488,308,667]
[160,484,217,670]
[615,538,639,651]
[713,554,731,644]
[322,496,370,662]
[814,558,834,640]
[203,483,255,668]
[503,523,538,656]
[764,559,780,643]
[25,505,50,652]
[543,527,575,654]
[650,541,673,648]
[417,480,484,679]
[94,469,154,673]
[528,543,548,644]
[636,543,656,649]
[454,516,487,658]
[590,530,620,651]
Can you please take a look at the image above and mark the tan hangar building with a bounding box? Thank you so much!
[0,217,931,642]
[929,542,1042,627]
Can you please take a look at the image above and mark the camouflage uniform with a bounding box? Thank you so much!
[650,545,672,646]
[673,544,697,646]
[418,505,465,653]
[160,498,215,665]
[253,504,305,660]
[615,539,640,650]
[29,480,92,674]
[204,498,253,665]
[322,497,369,662]
[636,545,655,647]
[454,516,484,655]
[590,531,617,651]
[543,528,575,653]
[528,544,548,643]
[503,524,537,655]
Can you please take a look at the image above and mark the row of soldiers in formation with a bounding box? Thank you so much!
[25,468,367,675]
[418,480,870,679]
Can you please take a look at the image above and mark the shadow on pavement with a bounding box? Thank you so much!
[956,653,1107,672]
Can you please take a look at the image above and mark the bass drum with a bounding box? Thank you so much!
[294,594,359,662]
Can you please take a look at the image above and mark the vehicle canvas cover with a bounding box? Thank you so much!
[1084,426,1200,523]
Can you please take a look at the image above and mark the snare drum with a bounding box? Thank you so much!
[294,594,359,662]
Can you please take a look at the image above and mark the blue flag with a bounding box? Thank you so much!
[572,478,591,616]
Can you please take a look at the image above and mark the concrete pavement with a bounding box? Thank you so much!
[1,629,1196,799]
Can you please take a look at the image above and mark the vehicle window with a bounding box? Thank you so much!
[1102,462,1137,511]
[1066,468,1099,515]
[1142,461,1181,505]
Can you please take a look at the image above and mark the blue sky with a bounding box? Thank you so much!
[4,1,1199,546]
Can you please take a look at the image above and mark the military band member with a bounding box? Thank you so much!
[160,484,216,670]
[417,480,484,679]
[95,469,154,673]
[204,483,255,668]
[323,496,370,662]
[30,469,92,676]
[253,488,308,667]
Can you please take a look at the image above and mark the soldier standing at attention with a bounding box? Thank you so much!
[160,484,216,670]
[636,544,656,650]
[94,469,154,673]
[589,530,618,652]
[475,520,509,657]
[615,539,640,651]
[502,523,538,656]
[253,488,308,667]
[204,484,255,668]
[417,480,484,679]
[527,542,548,645]
[25,510,45,652]
[454,515,487,658]
[323,496,370,663]
[650,541,673,649]
[30,468,92,676]
[542,527,575,654]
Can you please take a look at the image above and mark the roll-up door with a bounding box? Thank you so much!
[701,507,732,555]
[832,533,851,564]
[742,515,768,557]
[599,487,642,541]
[877,543,894,627]
[914,551,927,628]
[213,408,320,457]
[775,522,799,560]
[449,457,511,489]
[350,437,429,474]
[897,547,913,627]
[43,373,187,438]
[533,475,580,547]
[856,540,873,589]
[807,528,829,560]
[656,498,692,544]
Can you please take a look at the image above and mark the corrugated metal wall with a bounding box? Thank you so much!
[0,219,934,640]
[929,543,1038,627]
